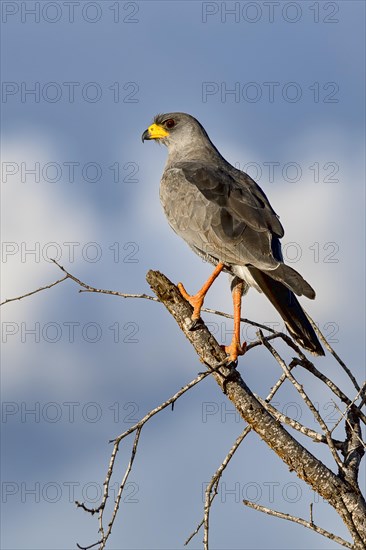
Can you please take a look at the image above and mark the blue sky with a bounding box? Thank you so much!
[1,1,365,549]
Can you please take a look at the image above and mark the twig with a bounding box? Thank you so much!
[201,307,277,333]
[256,397,344,449]
[329,387,366,435]
[332,401,366,450]
[306,313,360,392]
[186,370,293,546]
[290,359,366,426]
[76,370,213,550]
[99,428,142,550]
[258,330,345,473]
[245,332,284,351]
[243,501,352,549]
[0,274,69,306]
[77,541,101,550]
[1,261,280,338]
[202,427,250,549]
[3,263,365,547]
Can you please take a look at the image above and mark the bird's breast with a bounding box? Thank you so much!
[160,170,214,236]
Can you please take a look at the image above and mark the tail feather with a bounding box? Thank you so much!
[262,264,316,299]
[247,267,324,356]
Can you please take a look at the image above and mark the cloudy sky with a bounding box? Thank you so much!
[1,1,365,549]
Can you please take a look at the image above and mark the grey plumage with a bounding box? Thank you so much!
[143,112,324,356]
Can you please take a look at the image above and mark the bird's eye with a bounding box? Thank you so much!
[165,119,175,129]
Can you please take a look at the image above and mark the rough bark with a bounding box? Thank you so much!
[146,270,366,548]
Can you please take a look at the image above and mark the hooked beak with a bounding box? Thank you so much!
[141,129,150,142]
[141,123,169,143]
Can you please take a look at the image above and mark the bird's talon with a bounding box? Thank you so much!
[177,282,189,299]
[223,341,247,363]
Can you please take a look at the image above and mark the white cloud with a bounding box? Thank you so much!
[1,134,98,298]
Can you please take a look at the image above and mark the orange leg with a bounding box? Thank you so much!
[178,262,225,325]
[224,280,247,363]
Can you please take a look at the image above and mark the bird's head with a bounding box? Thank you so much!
[142,112,211,154]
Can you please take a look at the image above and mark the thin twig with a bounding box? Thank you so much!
[306,313,360,392]
[332,401,366,450]
[76,370,212,550]
[201,307,277,333]
[4,262,365,547]
[0,274,69,306]
[1,261,278,336]
[256,397,344,449]
[243,501,352,549]
[329,386,366,435]
[258,330,345,473]
[80,288,158,302]
[77,541,101,550]
[99,428,142,550]
[202,427,250,549]
[186,370,292,546]
[245,332,283,351]
[290,359,366,426]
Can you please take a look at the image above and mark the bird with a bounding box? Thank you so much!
[142,112,324,362]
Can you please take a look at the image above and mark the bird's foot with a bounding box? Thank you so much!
[222,340,247,364]
[178,282,205,330]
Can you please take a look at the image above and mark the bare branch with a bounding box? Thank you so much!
[258,330,345,472]
[146,270,365,545]
[1,261,281,339]
[76,370,213,550]
[98,427,142,550]
[77,541,101,550]
[243,500,352,549]
[4,264,365,547]
[339,494,366,549]
[203,427,250,549]
[290,358,366,426]
[329,387,366,435]
[256,397,344,449]
[306,313,361,392]
[201,306,278,334]
[332,401,365,489]
[332,401,366,450]
[0,274,69,306]
[186,370,292,546]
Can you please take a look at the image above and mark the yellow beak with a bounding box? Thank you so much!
[142,123,169,142]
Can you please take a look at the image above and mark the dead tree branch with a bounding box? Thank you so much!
[0,274,69,306]
[242,500,353,549]
[3,263,365,549]
[186,370,292,546]
[146,270,366,548]
[75,370,215,550]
